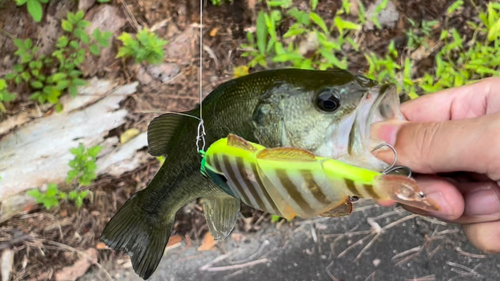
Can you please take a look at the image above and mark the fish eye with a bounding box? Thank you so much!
[315,89,340,112]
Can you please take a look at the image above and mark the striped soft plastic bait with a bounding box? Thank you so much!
[201,134,440,220]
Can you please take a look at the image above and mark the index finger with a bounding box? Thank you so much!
[401,77,500,122]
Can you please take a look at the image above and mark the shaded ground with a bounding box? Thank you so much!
[98,201,500,281]
[1,0,498,280]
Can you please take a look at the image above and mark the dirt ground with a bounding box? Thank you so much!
[0,0,497,280]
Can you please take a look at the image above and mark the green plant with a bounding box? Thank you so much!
[0,79,16,112]
[26,143,101,210]
[405,19,439,50]
[211,0,232,6]
[5,10,112,110]
[116,28,168,64]
[14,0,48,22]
[66,143,103,186]
[240,0,361,70]
[271,214,282,223]
[27,183,90,209]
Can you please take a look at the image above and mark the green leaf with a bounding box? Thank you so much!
[88,145,102,158]
[68,190,78,200]
[5,72,17,80]
[51,72,68,82]
[27,0,43,22]
[89,44,100,55]
[310,12,328,34]
[75,10,85,22]
[46,183,58,196]
[56,80,70,90]
[447,0,463,14]
[55,102,64,113]
[21,72,31,82]
[256,11,268,55]
[93,28,102,40]
[69,85,78,97]
[77,20,90,29]
[27,189,41,198]
[62,20,73,32]
[57,36,69,48]
[15,0,28,5]
[69,40,80,49]
[75,197,83,208]
[488,17,500,42]
[31,81,44,89]
[14,64,24,72]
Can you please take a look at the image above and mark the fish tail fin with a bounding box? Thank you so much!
[100,192,173,280]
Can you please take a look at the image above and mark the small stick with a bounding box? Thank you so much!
[200,258,270,272]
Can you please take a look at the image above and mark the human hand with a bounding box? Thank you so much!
[371,77,500,254]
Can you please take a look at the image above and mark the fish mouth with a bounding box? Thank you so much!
[342,84,403,171]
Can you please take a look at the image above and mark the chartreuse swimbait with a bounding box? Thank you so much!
[201,134,440,220]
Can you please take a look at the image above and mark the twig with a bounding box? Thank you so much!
[447,262,484,280]
[311,224,317,243]
[229,240,270,264]
[120,0,141,31]
[364,271,376,281]
[337,233,375,258]
[199,252,234,270]
[200,258,270,272]
[392,246,422,266]
[407,275,435,281]
[354,233,381,262]
[416,215,448,226]
[454,247,486,259]
[38,239,113,281]
[325,262,341,281]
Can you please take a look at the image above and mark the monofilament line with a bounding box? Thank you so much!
[196,0,206,153]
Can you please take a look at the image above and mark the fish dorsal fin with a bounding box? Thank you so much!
[147,112,187,156]
[227,134,258,152]
[256,147,316,162]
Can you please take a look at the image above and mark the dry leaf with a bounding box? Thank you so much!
[120,128,140,144]
[55,248,98,281]
[210,28,219,37]
[166,235,183,248]
[96,242,108,249]
[198,232,217,251]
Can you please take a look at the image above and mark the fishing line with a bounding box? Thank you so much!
[196,0,207,153]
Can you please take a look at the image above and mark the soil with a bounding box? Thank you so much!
[0,0,496,281]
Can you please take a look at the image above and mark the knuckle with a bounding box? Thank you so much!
[413,122,442,172]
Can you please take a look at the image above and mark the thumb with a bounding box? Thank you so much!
[371,113,500,179]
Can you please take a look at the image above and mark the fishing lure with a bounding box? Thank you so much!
[200,134,440,220]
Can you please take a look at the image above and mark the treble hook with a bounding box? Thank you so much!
[371,142,413,178]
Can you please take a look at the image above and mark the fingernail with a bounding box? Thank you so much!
[426,191,455,219]
[464,188,500,216]
[371,121,403,146]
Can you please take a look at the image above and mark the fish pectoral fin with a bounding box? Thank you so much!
[227,134,259,152]
[147,111,190,156]
[201,194,240,241]
[256,147,316,162]
[319,199,353,217]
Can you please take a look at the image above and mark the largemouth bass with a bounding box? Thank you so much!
[101,68,407,279]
